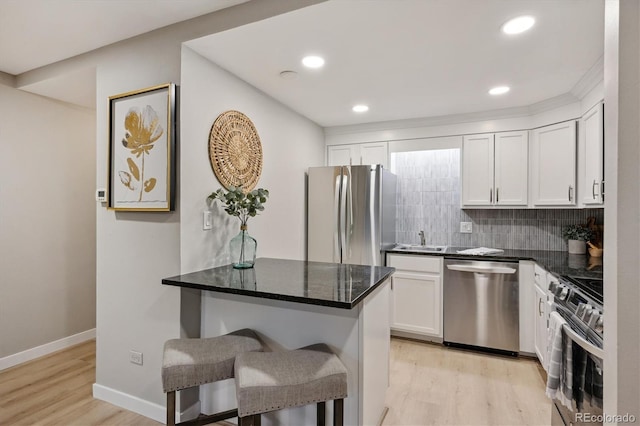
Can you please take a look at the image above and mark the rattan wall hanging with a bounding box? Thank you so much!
[208,110,263,192]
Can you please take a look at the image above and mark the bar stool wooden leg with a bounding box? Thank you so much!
[317,401,326,426]
[239,415,261,426]
[166,391,176,426]
[333,399,344,426]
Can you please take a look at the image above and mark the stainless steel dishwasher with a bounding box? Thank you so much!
[443,258,519,355]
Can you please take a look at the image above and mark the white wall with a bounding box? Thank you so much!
[603,0,640,420]
[180,47,324,273]
[0,84,96,360]
[87,1,327,420]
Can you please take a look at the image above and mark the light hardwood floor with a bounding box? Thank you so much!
[0,338,550,426]
[382,338,551,426]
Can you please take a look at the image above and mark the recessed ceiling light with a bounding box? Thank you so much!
[489,86,510,96]
[502,16,535,35]
[352,104,369,113]
[302,55,325,68]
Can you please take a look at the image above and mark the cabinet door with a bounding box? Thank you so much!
[360,142,388,169]
[534,284,548,370]
[581,103,604,205]
[327,145,359,166]
[391,271,442,337]
[495,131,528,205]
[462,134,494,206]
[531,121,577,206]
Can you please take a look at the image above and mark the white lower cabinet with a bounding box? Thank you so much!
[387,254,442,340]
[533,263,550,370]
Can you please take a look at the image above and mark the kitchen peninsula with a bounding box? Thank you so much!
[162,258,395,426]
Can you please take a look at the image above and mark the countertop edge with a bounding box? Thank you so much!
[385,248,602,279]
[162,265,396,310]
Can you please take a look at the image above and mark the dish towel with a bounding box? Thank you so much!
[546,311,574,409]
[455,247,505,255]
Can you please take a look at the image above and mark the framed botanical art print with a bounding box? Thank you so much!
[107,83,176,211]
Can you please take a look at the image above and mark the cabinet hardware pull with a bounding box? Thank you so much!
[539,298,544,316]
[568,185,573,202]
[490,188,493,203]
[592,180,598,199]
[496,188,499,203]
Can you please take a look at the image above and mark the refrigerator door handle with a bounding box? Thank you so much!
[344,167,353,260]
[334,173,342,263]
[339,169,349,262]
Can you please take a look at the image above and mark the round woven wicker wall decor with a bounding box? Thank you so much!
[208,110,263,192]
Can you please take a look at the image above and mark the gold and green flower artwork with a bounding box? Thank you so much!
[118,105,163,201]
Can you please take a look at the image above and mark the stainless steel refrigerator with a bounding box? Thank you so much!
[307,164,396,266]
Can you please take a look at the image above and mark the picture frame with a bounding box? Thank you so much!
[107,83,176,211]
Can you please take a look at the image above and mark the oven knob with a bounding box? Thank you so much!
[548,281,558,293]
[594,315,604,333]
[576,302,587,317]
[558,287,570,301]
[581,304,594,321]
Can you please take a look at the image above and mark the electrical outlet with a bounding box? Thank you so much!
[130,350,143,365]
[460,222,473,233]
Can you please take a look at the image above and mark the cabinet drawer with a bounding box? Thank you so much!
[387,254,441,273]
[534,264,546,289]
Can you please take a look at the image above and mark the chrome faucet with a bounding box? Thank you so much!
[418,230,426,246]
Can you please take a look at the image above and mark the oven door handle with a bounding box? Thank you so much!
[562,323,605,360]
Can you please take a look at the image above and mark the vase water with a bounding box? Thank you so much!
[230,225,257,269]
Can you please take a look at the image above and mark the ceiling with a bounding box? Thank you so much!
[188,0,604,127]
[1,0,604,128]
[0,0,248,75]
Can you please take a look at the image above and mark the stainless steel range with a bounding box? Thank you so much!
[549,275,604,426]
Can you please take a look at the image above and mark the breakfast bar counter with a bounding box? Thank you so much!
[162,258,395,426]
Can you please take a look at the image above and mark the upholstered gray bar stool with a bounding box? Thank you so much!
[161,329,263,426]
[234,343,348,426]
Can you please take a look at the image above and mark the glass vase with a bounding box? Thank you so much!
[230,225,257,269]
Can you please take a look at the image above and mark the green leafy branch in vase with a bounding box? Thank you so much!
[207,186,270,227]
[118,105,163,201]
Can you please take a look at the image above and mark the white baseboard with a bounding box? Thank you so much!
[93,383,201,423]
[0,328,96,371]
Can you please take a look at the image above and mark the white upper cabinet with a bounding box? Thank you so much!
[494,131,529,206]
[531,120,577,206]
[327,144,359,166]
[327,142,388,169]
[580,102,604,205]
[462,131,528,207]
[462,134,494,205]
[360,142,388,168]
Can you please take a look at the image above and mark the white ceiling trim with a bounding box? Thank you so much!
[324,92,585,137]
[571,55,605,100]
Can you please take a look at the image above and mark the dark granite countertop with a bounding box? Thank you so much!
[162,258,395,309]
[386,246,603,279]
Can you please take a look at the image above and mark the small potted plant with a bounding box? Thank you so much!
[207,186,269,269]
[562,225,595,254]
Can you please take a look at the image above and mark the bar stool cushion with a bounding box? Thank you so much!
[234,343,348,417]
[162,329,263,393]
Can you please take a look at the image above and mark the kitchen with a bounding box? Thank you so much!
[0,1,637,425]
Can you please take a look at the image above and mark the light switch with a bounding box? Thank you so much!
[203,211,213,230]
[460,222,473,233]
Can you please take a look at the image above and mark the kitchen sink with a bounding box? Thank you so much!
[393,243,448,253]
